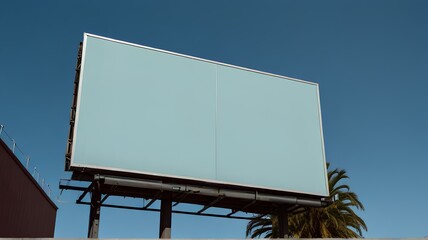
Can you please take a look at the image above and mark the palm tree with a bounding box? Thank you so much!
[246,163,367,238]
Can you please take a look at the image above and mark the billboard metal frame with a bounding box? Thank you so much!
[64,34,332,238]
[66,33,329,198]
[59,174,331,238]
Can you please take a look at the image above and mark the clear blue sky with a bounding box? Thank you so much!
[1,0,427,238]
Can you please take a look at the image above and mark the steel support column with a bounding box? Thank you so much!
[88,180,101,238]
[159,192,172,238]
[277,206,288,238]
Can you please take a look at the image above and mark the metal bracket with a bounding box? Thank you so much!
[100,194,110,204]
[172,191,191,207]
[197,195,225,214]
[77,182,93,203]
[143,191,162,209]
[228,198,257,216]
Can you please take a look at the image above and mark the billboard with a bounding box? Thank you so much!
[68,33,329,197]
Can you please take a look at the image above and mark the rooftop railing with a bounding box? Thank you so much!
[0,124,52,197]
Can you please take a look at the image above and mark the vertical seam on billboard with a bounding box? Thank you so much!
[215,64,218,180]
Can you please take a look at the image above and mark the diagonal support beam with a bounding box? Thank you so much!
[100,194,110,204]
[144,191,162,209]
[197,195,225,214]
[172,191,191,207]
[227,199,257,216]
[287,204,300,213]
[77,182,93,203]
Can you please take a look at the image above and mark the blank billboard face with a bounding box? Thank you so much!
[70,33,329,197]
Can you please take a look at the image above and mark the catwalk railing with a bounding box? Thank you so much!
[0,124,52,197]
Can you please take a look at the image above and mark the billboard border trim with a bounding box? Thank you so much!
[68,33,330,198]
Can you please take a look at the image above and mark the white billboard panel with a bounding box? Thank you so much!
[69,33,329,197]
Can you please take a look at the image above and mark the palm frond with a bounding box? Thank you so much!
[246,162,367,238]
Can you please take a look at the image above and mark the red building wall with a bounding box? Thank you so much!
[0,139,57,237]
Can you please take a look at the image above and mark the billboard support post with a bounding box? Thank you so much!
[88,178,101,238]
[277,206,289,238]
[159,192,172,238]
